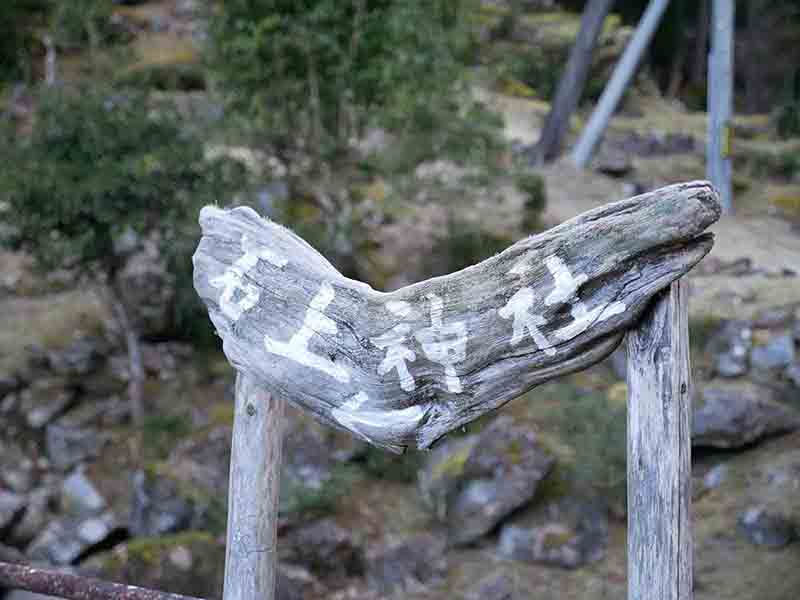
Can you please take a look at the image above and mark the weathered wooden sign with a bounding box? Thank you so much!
[193,180,720,452]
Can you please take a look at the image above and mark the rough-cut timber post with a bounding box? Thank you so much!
[626,279,693,600]
[707,0,734,214]
[193,181,720,452]
[223,373,285,600]
[572,0,671,167]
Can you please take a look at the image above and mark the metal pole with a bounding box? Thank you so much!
[626,278,693,600]
[572,0,671,167]
[707,0,734,214]
[223,373,285,600]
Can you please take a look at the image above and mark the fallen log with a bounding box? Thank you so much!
[193,180,720,451]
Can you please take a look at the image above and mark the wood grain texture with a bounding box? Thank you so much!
[223,373,284,600]
[194,180,720,451]
[627,279,693,600]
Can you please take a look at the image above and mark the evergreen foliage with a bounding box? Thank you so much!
[0,86,246,336]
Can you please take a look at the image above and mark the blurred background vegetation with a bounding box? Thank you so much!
[1,2,799,599]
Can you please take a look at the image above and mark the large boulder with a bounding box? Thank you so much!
[279,518,364,578]
[365,533,447,595]
[497,497,608,569]
[418,416,554,546]
[693,381,800,448]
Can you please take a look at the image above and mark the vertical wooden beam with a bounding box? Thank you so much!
[532,0,616,164]
[707,0,734,214]
[223,373,285,600]
[572,0,671,168]
[626,279,693,600]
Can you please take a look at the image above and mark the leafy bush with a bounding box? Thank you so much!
[774,101,800,140]
[209,0,479,161]
[50,0,124,51]
[0,85,246,340]
[0,0,51,83]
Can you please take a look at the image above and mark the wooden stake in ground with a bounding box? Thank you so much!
[627,279,693,600]
[707,0,734,214]
[223,373,285,600]
[532,0,616,164]
[572,0,671,167]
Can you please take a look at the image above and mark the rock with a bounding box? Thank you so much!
[787,363,800,387]
[610,131,695,157]
[366,533,447,595]
[46,424,102,471]
[47,336,103,378]
[753,306,796,329]
[0,541,25,563]
[751,334,796,371]
[276,563,321,600]
[738,506,796,549]
[693,382,800,448]
[593,150,633,178]
[20,379,75,429]
[747,448,800,526]
[27,512,118,565]
[706,320,753,378]
[115,247,174,338]
[61,469,107,515]
[129,470,194,537]
[0,441,36,493]
[0,374,20,398]
[418,416,555,546]
[8,487,55,546]
[498,498,608,569]
[0,490,25,532]
[83,532,225,598]
[279,406,365,519]
[693,431,800,598]
[281,518,363,577]
[465,573,516,600]
[703,464,728,490]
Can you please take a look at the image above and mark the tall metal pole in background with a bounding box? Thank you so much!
[572,0,671,168]
[707,0,734,214]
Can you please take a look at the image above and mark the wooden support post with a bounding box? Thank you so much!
[626,279,692,600]
[572,0,671,168]
[707,0,734,214]
[223,373,285,600]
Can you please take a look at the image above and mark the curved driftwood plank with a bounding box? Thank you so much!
[193,181,720,451]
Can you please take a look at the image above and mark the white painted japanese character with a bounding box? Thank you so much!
[372,324,417,391]
[210,234,287,321]
[263,282,350,382]
[414,294,468,393]
[498,287,556,356]
[544,255,626,341]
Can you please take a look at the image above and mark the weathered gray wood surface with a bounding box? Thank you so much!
[194,180,720,451]
[707,0,734,214]
[627,279,693,600]
[223,373,284,600]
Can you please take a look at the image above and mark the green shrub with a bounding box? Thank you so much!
[50,0,125,51]
[774,101,800,140]
[516,171,547,232]
[0,0,51,83]
[0,85,246,342]
[358,447,423,483]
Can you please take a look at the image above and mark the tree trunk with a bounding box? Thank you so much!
[532,0,616,164]
[105,284,145,429]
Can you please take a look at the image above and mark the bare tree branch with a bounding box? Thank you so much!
[0,562,205,600]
